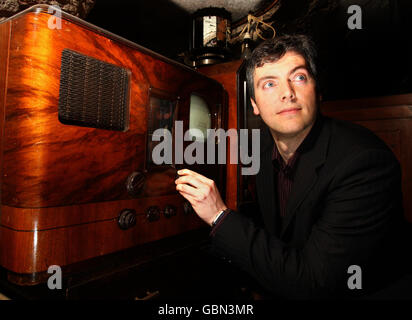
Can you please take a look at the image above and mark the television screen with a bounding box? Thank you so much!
[188,94,211,142]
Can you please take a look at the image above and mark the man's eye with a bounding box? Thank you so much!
[294,74,307,81]
[263,81,275,88]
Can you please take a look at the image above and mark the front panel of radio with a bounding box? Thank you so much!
[0,6,226,284]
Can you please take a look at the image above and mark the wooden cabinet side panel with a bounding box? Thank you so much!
[200,60,243,211]
[0,22,11,267]
[0,22,11,202]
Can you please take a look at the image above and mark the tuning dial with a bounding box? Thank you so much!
[164,205,176,218]
[126,171,145,197]
[118,209,137,230]
[183,201,193,215]
[146,206,161,222]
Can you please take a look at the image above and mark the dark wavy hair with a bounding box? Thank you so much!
[246,34,319,101]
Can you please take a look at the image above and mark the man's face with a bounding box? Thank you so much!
[251,51,318,139]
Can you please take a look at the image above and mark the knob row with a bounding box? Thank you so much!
[146,205,177,222]
[118,202,194,230]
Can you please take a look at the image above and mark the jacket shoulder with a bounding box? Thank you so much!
[324,116,396,158]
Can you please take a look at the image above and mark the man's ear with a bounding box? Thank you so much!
[250,98,260,116]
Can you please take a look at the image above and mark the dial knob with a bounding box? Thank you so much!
[118,209,137,230]
[146,206,161,222]
[164,205,176,218]
[183,201,193,215]
[126,171,145,197]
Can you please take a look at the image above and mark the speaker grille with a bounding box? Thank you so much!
[58,49,130,131]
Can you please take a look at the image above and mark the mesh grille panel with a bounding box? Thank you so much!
[58,49,130,131]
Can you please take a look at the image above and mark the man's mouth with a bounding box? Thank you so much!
[277,107,301,115]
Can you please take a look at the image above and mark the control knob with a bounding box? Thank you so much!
[164,205,176,218]
[183,201,194,215]
[126,171,145,197]
[146,206,161,222]
[118,209,137,230]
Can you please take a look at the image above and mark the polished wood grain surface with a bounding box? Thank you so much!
[0,10,226,280]
[199,60,243,211]
[321,93,412,111]
[2,11,224,208]
[0,21,11,269]
[0,196,204,274]
[321,96,412,222]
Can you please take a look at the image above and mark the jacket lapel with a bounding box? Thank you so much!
[280,115,331,238]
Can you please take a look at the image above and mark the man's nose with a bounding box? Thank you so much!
[280,81,295,102]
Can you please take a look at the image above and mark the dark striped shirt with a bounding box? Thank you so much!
[271,115,323,219]
[272,145,300,218]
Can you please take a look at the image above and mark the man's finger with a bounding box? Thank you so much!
[175,175,203,190]
[176,182,202,199]
[177,169,212,185]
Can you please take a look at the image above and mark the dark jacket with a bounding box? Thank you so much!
[210,114,410,299]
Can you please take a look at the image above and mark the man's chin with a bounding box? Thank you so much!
[270,124,308,139]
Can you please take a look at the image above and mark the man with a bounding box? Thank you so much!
[175,35,410,299]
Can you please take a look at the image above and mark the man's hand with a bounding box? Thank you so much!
[175,169,227,226]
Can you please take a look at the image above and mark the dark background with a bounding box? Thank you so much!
[85,0,412,101]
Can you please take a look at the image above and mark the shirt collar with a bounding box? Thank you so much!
[271,113,323,175]
[272,143,299,175]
